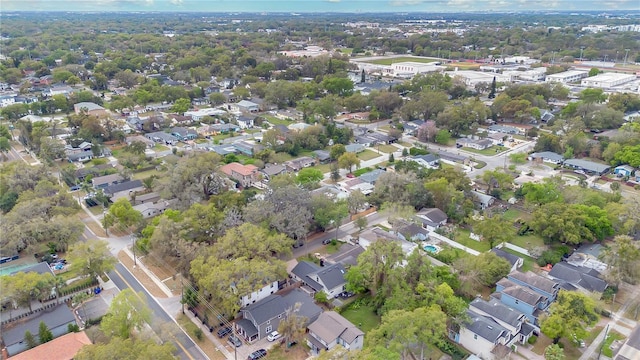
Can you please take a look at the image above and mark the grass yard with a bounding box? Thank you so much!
[310,162,332,174]
[339,48,353,54]
[153,144,170,151]
[340,301,381,333]
[602,330,626,357]
[453,228,491,252]
[530,334,582,359]
[271,152,295,163]
[324,241,343,254]
[264,343,309,360]
[212,133,232,142]
[376,144,399,153]
[264,115,294,126]
[463,145,508,156]
[398,141,411,147]
[364,56,438,65]
[509,233,546,249]
[132,168,164,181]
[176,314,227,360]
[353,167,373,177]
[357,149,382,161]
[502,208,530,221]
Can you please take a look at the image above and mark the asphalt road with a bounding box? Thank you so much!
[108,263,207,360]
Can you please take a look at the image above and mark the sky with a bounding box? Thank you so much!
[1,0,638,13]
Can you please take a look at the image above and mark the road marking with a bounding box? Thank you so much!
[112,268,196,360]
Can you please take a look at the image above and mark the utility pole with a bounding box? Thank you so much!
[580,47,585,62]
[623,49,630,66]
[598,324,609,359]
[132,235,137,267]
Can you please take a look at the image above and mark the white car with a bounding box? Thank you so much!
[267,331,281,342]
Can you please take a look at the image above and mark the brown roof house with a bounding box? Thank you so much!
[220,162,259,188]
[307,311,364,356]
[9,331,91,360]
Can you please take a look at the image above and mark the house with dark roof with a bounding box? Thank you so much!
[471,191,495,210]
[409,154,440,169]
[236,288,322,343]
[145,131,178,146]
[91,174,124,189]
[313,150,331,164]
[493,271,560,324]
[261,164,287,181]
[393,221,429,242]
[284,156,316,173]
[103,180,144,200]
[548,262,608,293]
[458,309,512,360]
[358,168,386,185]
[528,151,564,165]
[415,208,448,231]
[564,158,611,175]
[171,127,198,141]
[64,142,94,163]
[307,311,364,355]
[456,138,493,150]
[291,261,348,299]
[491,248,524,272]
[1,305,78,356]
[11,262,55,277]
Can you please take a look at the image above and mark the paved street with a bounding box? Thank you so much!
[109,263,208,360]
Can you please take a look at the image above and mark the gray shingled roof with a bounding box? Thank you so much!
[548,262,608,293]
[307,311,363,344]
[417,208,448,224]
[242,288,321,326]
[529,151,564,162]
[315,264,347,290]
[491,248,522,268]
[501,286,545,306]
[103,180,143,195]
[11,262,54,276]
[1,305,76,346]
[469,297,524,328]
[564,158,611,174]
[509,271,558,295]
[465,310,510,343]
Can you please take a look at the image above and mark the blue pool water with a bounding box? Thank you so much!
[423,245,439,254]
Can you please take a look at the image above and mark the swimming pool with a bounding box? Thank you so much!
[423,244,441,254]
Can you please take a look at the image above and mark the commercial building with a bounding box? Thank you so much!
[581,73,637,88]
[545,70,589,84]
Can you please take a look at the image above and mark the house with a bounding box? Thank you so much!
[564,158,610,175]
[458,309,512,360]
[284,156,316,173]
[528,151,564,165]
[540,110,555,123]
[1,305,78,356]
[231,99,260,113]
[171,127,198,141]
[548,262,608,293]
[408,154,440,169]
[488,124,522,135]
[239,281,280,308]
[131,192,161,206]
[210,123,241,134]
[491,248,524,272]
[358,169,386,185]
[415,208,448,231]
[310,185,350,201]
[12,262,55,277]
[219,162,259,188]
[236,116,254,129]
[456,138,493,150]
[261,164,287,181]
[145,132,178,146]
[437,150,470,166]
[358,227,418,256]
[494,271,560,324]
[291,261,348,300]
[236,288,322,343]
[133,200,173,219]
[394,221,429,242]
[288,122,313,132]
[103,180,144,201]
[65,141,94,163]
[313,150,331,164]
[9,331,92,360]
[614,324,640,360]
[232,141,262,156]
[73,102,107,117]
[325,244,365,267]
[91,174,124,189]
[487,132,507,146]
[471,190,495,210]
[307,311,364,355]
[614,165,634,177]
[43,85,73,97]
[184,108,228,121]
[125,135,154,148]
[566,244,607,273]
[344,143,365,153]
[469,297,535,345]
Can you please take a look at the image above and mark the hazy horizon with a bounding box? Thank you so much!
[2,0,638,13]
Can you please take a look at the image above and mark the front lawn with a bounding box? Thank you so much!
[509,233,546,249]
[602,330,625,357]
[310,162,332,174]
[324,241,343,254]
[353,167,373,177]
[357,149,382,161]
[376,144,399,153]
[452,228,491,252]
[132,168,164,181]
[463,145,508,156]
[340,300,381,333]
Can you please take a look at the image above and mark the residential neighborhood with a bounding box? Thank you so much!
[1,6,640,360]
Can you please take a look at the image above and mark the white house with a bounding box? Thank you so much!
[528,151,564,165]
[231,100,260,113]
[0,93,16,108]
[307,311,364,356]
[408,154,440,169]
[239,280,280,307]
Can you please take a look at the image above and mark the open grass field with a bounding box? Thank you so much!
[509,233,546,249]
[363,56,438,65]
[463,145,509,156]
[357,149,382,161]
[447,62,481,70]
[454,228,491,252]
[264,115,293,126]
[340,302,381,333]
[376,144,399,153]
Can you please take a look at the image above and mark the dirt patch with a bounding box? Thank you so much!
[139,256,181,296]
[117,250,168,298]
[265,343,309,360]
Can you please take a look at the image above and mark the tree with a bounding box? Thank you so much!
[330,163,340,183]
[24,330,37,349]
[101,289,152,339]
[347,189,367,215]
[545,344,565,360]
[296,168,323,187]
[75,337,176,360]
[588,68,600,77]
[580,88,607,104]
[38,321,53,343]
[68,239,116,279]
[473,215,515,249]
[434,129,451,145]
[278,303,308,351]
[355,216,368,232]
[488,76,497,99]
[453,252,511,297]
[599,235,640,285]
[159,152,225,208]
[1,272,52,312]
[509,152,527,164]
[171,98,191,114]
[530,203,594,245]
[541,291,598,343]
[329,144,346,160]
[338,152,360,174]
[103,198,143,233]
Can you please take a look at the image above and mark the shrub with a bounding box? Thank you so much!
[194,328,203,341]
[409,147,429,156]
[528,335,537,345]
[474,161,487,169]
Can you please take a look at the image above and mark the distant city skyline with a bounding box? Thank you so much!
[2,0,639,13]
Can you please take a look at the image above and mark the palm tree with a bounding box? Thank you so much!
[52,276,66,304]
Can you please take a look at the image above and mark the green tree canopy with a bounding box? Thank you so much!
[540,291,598,343]
[101,289,152,339]
[68,239,116,279]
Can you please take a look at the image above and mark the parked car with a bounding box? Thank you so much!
[217,327,232,338]
[70,185,81,191]
[322,239,332,245]
[267,331,281,342]
[248,349,267,360]
[228,334,242,348]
